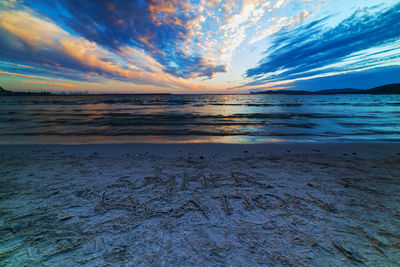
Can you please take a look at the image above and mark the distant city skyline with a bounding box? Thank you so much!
[0,0,399,93]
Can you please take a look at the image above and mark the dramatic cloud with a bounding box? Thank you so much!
[245,3,400,86]
[22,0,227,79]
[0,9,206,89]
[0,0,399,92]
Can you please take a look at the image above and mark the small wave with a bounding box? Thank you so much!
[1,94,398,143]
[0,131,322,137]
[339,122,400,127]
[14,111,380,122]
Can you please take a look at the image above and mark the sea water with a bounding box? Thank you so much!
[0,94,399,144]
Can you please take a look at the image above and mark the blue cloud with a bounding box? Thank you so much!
[0,62,96,82]
[23,0,226,79]
[245,3,400,86]
[291,66,400,91]
[0,25,111,83]
[0,27,91,81]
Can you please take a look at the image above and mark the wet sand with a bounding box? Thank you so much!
[1,143,400,266]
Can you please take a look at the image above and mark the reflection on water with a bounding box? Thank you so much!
[0,94,399,144]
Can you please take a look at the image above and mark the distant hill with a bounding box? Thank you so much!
[364,84,400,94]
[252,83,400,95]
[0,86,10,94]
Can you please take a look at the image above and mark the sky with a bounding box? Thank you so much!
[0,0,399,93]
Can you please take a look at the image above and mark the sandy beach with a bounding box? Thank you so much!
[1,143,400,266]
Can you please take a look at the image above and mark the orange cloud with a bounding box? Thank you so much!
[149,1,177,14]
[23,80,76,87]
[58,36,206,90]
[22,80,47,84]
[148,0,191,27]
[48,82,76,87]
[0,71,45,79]
[0,10,66,48]
[138,34,156,50]
[0,9,208,91]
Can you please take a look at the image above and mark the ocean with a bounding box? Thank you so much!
[1,94,399,144]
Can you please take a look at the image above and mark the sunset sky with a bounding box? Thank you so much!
[0,0,399,93]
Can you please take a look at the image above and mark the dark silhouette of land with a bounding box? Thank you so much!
[0,86,171,96]
[1,84,400,96]
[251,83,400,95]
[0,86,52,96]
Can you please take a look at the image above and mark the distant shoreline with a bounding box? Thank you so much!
[0,87,173,96]
[1,83,400,96]
[251,83,400,95]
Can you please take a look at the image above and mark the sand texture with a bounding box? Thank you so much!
[1,143,400,266]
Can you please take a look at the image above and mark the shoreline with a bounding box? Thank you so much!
[1,142,400,265]
[1,142,400,158]
[2,135,400,145]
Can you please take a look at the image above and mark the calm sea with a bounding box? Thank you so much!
[0,94,399,144]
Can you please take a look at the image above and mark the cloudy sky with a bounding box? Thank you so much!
[0,0,399,93]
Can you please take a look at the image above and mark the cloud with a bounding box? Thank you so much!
[23,80,76,87]
[21,0,310,81]
[249,10,312,44]
[245,3,400,86]
[0,0,21,7]
[22,0,227,79]
[117,46,164,73]
[214,0,272,66]
[0,9,207,90]
[0,70,46,79]
[274,0,289,9]
[22,80,47,84]
[2,0,397,92]
[290,65,400,90]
